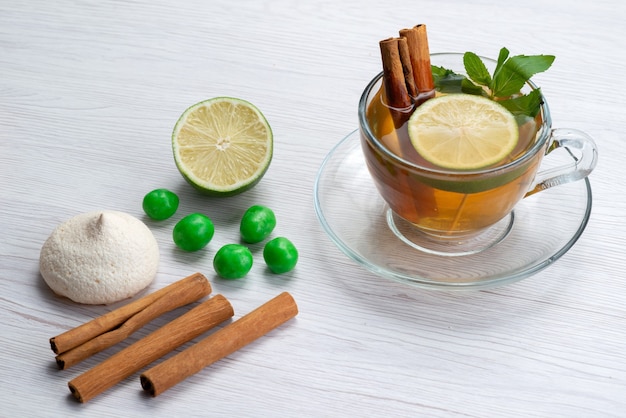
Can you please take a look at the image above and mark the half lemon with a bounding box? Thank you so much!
[172,97,273,196]
[407,94,518,170]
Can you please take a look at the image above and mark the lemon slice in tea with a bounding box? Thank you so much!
[172,97,273,196]
[407,94,518,170]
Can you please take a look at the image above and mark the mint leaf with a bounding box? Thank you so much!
[432,65,485,95]
[463,52,491,86]
[494,47,510,77]
[431,65,456,80]
[432,65,465,93]
[432,49,553,119]
[499,88,544,118]
[492,54,555,97]
[461,78,485,95]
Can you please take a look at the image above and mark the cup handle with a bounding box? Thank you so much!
[525,128,598,197]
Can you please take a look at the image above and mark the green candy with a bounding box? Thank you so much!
[240,205,276,244]
[173,213,214,252]
[213,244,253,279]
[142,188,179,220]
[263,237,298,274]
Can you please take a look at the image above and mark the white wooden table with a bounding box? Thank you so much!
[1,1,625,416]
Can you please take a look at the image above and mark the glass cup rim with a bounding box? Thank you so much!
[358,52,553,176]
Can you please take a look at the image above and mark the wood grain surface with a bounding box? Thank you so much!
[1,0,625,416]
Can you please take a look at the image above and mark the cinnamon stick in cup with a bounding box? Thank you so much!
[377,30,436,221]
[68,295,234,403]
[380,37,413,113]
[397,37,418,100]
[399,24,435,97]
[140,292,298,397]
[51,272,211,369]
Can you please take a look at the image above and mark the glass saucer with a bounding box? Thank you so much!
[314,130,593,291]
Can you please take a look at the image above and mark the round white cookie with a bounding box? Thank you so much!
[40,210,160,304]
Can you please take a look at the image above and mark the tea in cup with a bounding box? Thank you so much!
[359,48,597,256]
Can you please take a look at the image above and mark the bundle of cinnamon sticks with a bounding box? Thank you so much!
[50,272,298,403]
[379,24,435,126]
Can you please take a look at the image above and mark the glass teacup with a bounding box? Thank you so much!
[358,53,598,256]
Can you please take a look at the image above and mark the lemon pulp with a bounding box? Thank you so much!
[172,97,273,196]
[407,94,518,170]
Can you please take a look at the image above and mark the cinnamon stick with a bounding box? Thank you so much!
[397,37,418,100]
[140,292,298,397]
[399,24,435,98]
[51,273,211,368]
[375,24,438,224]
[379,37,413,112]
[68,295,234,403]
